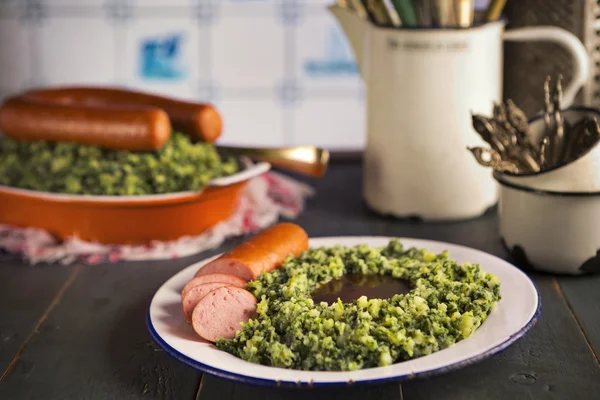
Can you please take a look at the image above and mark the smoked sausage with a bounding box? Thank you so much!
[191,286,257,342]
[0,96,171,151]
[0,86,223,151]
[23,87,223,143]
[195,223,309,281]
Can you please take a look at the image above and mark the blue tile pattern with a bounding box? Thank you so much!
[18,0,45,24]
[194,0,219,25]
[278,0,303,26]
[0,0,365,149]
[105,0,134,25]
[197,79,220,103]
[276,78,302,106]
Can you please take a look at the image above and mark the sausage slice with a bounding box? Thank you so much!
[191,286,257,342]
[181,274,246,300]
[182,282,231,323]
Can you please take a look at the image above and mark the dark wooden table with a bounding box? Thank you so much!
[1,163,599,400]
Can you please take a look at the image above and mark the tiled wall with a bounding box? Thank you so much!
[0,0,492,150]
[0,0,365,150]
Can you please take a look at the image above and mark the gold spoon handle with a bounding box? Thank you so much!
[484,0,506,22]
[217,145,330,177]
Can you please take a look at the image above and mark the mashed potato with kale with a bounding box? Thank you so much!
[0,131,238,195]
[216,240,501,371]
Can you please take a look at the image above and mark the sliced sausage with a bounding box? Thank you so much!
[195,223,309,281]
[191,286,257,342]
[23,86,222,143]
[0,96,171,151]
[181,273,246,300]
[182,282,232,323]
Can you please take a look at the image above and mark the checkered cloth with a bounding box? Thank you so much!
[0,172,313,265]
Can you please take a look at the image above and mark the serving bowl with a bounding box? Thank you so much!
[0,160,270,245]
[496,172,600,275]
[495,107,600,193]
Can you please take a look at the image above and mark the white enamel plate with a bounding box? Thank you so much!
[147,237,541,387]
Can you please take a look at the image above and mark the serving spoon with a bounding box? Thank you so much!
[217,145,330,177]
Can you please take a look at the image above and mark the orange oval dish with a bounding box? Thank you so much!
[0,162,270,245]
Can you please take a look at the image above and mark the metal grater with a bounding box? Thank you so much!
[502,0,599,116]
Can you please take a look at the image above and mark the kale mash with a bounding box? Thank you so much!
[217,240,501,371]
[0,132,238,195]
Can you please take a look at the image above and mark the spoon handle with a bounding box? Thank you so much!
[217,145,330,177]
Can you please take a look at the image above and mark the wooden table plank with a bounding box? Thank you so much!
[288,165,389,238]
[384,215,600,399]
[556,275,600,361]
[402,276,600,400]
[196,164,600,399]
[1,163,599,399]
[195,276,600,400]
[0,261,75,375]
[197,213,600,399]
[382,207,499,250]
[196,375,402,400]
[0,256,216,400]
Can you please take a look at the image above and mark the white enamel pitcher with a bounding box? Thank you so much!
[329,5,590,220]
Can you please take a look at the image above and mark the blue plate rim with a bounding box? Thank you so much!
[146,277,542,388]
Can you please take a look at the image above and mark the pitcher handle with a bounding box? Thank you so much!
[503,27,590,107]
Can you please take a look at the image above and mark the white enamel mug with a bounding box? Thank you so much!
[497,173,600,275]
[329,6,590,220]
